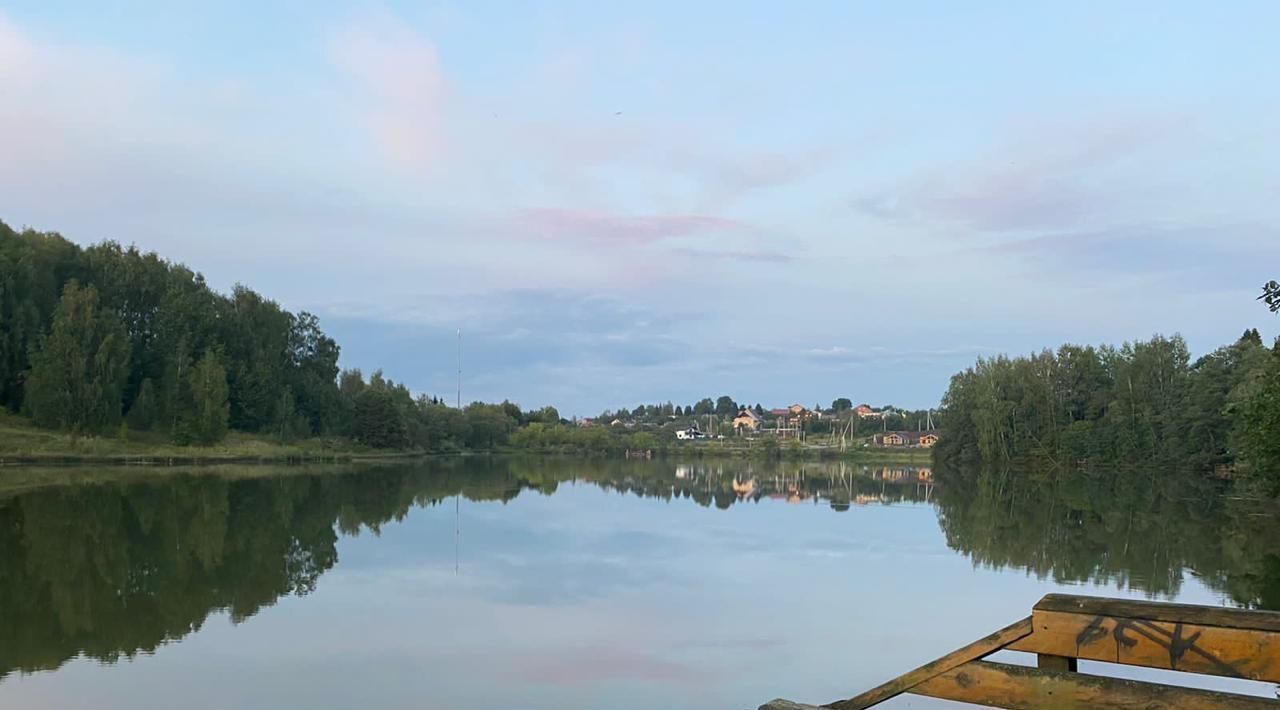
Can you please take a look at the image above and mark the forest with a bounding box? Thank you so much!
[0,220,929,456]
[0,221,848,457]
[0,220,556,452]
[935,289,1280,492]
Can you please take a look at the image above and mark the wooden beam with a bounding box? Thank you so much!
[759,701,821,710]
[1009,609,1280,683]
[821,616,1033,710]
[1035,594,1280,633]
[912,660,1280,709]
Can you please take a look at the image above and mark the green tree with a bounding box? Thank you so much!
[1242,345,1280,494]
[24,281,130,433]
[352,387,407,448]
[1243,286,1280,492]
[500,399,525,425]
[126,378,158,431]
[1261,280,1280,313]
[286,312,341,434]
[418,399,468,450]
[832,398,852,412]
[464,403,516,449]
[526,405,560,425]
[274,386,311,442]
[714,395,737,417]
[0,223,83,413]
[159,336,193,438]
[186,350,229,445]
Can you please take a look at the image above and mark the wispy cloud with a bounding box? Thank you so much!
[667,247,794,263]
[513,207,748,245]
[853,113,1190,233]
[331,11,447,166]
[974,222,1280,290]
[801,344,1001,367]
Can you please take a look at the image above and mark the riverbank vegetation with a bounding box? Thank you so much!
[0,220,561,454]
[0,220,939,461]
[936,284,1280,492]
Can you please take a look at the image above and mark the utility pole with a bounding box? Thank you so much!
[456,329,462,409]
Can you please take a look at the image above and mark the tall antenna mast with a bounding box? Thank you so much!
[456,329,462,409]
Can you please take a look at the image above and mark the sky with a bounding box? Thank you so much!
[2,1,1278,415]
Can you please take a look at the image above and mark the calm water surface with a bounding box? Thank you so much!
[1,458,1277,709]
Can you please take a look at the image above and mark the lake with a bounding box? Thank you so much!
[1,458,1277,709]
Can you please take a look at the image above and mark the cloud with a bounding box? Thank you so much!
[800,344,1000,367]
[318,289,699,405]
[665,146,835,209]
[667,247,794,263]
[976,222,1280,288]
[853,113,1189,233]
[331,12,447,166]
[513,207,748,245]
[0,15,34,83]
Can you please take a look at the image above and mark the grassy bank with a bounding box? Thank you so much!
[0,460,391,498]
[0,411,404,465]
[1,411,937,468]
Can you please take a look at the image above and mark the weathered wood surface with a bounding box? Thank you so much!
[821,616,1033,710]
[912,660,1280,709]
[1035,593,1280,633]
[762,595,1280,709]
[1009,608,1280,682]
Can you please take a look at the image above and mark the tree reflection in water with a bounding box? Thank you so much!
[0,458,1274,680]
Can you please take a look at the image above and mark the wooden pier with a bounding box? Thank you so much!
[762,593,1280,709]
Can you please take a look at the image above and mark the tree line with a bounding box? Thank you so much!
[936,284,1280,492]
[593,396,937,438]
[0,220,568,450]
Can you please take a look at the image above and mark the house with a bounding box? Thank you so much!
[676,427,706,441]
[768,408,790,417]
[578,418,596,427]
[855,404,882,419]
[873,431,940,447]
[779,404,819,423]
[875,432,907,446]
[733,408,763,431]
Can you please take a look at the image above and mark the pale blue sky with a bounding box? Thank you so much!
[2,2,1278,414]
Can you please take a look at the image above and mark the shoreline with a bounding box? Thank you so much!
[0,450,434,468]
[0,446,934,468]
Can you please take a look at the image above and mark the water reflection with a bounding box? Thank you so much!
[933,466,1280,610]
[0,458,1276,690]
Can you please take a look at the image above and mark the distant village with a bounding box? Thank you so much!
[575,398,940,449]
